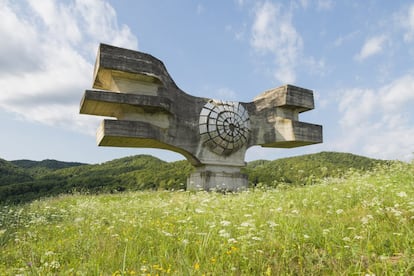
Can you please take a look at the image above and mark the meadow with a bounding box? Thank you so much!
[0,162,413,275]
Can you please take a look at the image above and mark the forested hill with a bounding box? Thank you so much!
[0,158,33,185]
[1,155,192,203]
[10,159,86,177]
[1,152,391,203]
[243,151,389,187]
[11,159,85,170]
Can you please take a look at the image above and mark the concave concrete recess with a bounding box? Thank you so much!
[80,44,323,191]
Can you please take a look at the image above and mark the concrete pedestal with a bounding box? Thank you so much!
[187,165,248,192]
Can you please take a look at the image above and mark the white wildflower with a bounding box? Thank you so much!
[303,234,310,239]
[240,221,252,227]
[45,251,55,256]
[251,236,262,241]
[195,208,205,214]
[379,255,388,261]
[74,217,84,223]
[361,215,373,224]
[228,238,238,243]
[396,191,407,198]
[342,237,351,242]
[336,209,344,215]
[220,220,231,226]
[267,221,279,228]
[50,260,60,269]
[161,231,173,237]
[219,229,230,238]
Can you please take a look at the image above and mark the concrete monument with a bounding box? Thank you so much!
[80,44,322,191]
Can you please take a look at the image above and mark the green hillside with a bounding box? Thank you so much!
[1,155,192,203]
[11,159,85,170]
[244,151,389,187]
[0,152,390,203]
[11,159,85,176]
[0,158,33,186]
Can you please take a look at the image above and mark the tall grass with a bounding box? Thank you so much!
[1,162,413,275]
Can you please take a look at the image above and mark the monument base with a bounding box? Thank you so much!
[187,165,248,192]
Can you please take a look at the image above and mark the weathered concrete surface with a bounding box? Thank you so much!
[80,44,323,191]
[187,165,248,191]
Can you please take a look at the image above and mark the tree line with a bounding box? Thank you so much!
[0,152,389,203]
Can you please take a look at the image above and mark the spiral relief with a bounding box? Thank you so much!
[199,100,250,155]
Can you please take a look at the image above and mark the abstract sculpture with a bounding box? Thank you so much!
[80,44,322,191]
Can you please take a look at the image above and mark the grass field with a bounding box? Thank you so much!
[1,162,413,275]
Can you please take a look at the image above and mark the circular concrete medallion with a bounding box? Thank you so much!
[199,100,250,155]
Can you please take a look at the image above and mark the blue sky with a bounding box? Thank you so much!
[1,0,414,163]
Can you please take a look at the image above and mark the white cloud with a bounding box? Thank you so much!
[317,0,333,11]
[297,0,309,9]
[338,88,376,127]
[333,30,360,47]
[216,87,237,101]
[304,56,327,77]
[291,0,332,11]
[196,3,204,15]
[0,0,138,134]
[235,0,245,8]
[250,1,303,84]
[355,35,388,61]
[401,4,414,42]
[225,23,247,41]
[379,75,414,111]
[335,75,414,160]
[198,86,238,102]
[0,2,40,75]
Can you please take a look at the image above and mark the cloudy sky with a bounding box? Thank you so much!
[1,0,414,163]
